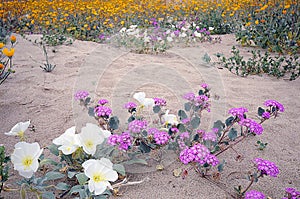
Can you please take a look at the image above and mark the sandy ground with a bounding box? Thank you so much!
[0,34,299,198]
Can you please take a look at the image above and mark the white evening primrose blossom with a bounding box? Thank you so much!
[209,27,214,31]
[11,142,43,178]
[5,120,30,138]
[83,158,118,195]
[194,31,202,38]
[78,123,110,155]
[52,126,80,155]
[163,110,178,126]
[133,92,155,108]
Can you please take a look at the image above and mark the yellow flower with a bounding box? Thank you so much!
[245,22,251,27]
[2,48,15,58]
[284,5,290,9]
[10,35,16,43]
[282,10,287,14]
[255,20,259,25]
[0,63,4,70]
[0,42,4,49]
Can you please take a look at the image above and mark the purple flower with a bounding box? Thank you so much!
[180,132,189,140]
[201,83,209,89]
[228,107,248,120]
[153,131,171,145]
[190,144,210,164]
[239,118,263,135]
[194,95,210,110]
[153,97,167,106]
[254,158,279,177]
[170,127,179,133]
[262,112,270,119]
[173,30,180,37]
[181,118,190,124]
[94,106,112,117]
[118,132,132,150]
[124,102,137,110]
[98,99,109,105]
[74,90,89,100]
[244,190,265,199]
[107,134,120,146]
[183,92,195,101]
[264,100,284,112]
[284,187,300,198]
[179,148,195,164]
[148,127,160,135]
[203,131,217,142]
[128,120,147,133]
[204,154,219,166]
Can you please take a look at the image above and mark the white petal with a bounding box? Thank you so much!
[143,98,155,108]
[103,169,118,182]
[101,130,111,138]
[93,181,108,195]
[18,170,34,178]
[82,159,98,172]
[133,92,146,103]
[99,158,113,169]
[20,120,30,132]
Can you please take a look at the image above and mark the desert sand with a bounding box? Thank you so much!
[0,34,299,198]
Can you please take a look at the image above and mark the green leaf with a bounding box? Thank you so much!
[45,171,65,181]
[47,144,59,156]
[225,116,234,127]
[85,97,91,104]
[184,102,192,112]
[228,128,238,141]
[55,182,70,191]
[76,173,88,185]
[217,160,226,172]
[69,185,84,195]
[139,141,151,153]
[198,90,204,96]
[213,120,225,136]
[42,192,55,199]
[88,107,94,117]
[67,171,77,179]
[153,105,161,113]
[123,158,148,165]
[39,158,58,166]
[178,110,188,120]
[113,164,126,176]
[258,107,265,116]
[127,115,135,123]
[108,116,119,130]
[191,116,200,129]
[177,123,186,133]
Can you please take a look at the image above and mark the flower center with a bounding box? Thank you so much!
[85,140,94,149]
[22,156,33,169]
[92,173,106,183]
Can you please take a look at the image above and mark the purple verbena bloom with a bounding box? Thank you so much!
[124,102,137,110]
[107,134,120,146]
[228,107,248,120]
[264,100,284,112]
[183,92,195,101]
[153,97,167,106]
[179,148,195,164]
[148,127,160,135]
[180,132,189,140]
[201,83,209,89]
[98,99,109,105]
[190,144,210,165]
[203,131,217,142]
[178,139,187,150]
[118,132,132,150]
[181,118,190,124]
[284,187,300,198]
[204,154,219,166]
[171,127,179,133]
[262,112,271,119]
[244,190,265,199]
[174,30,180,37]
[154,131,171,145]
[194,95,209,106]
[239,118,263,135]
[128,120,147,133]
[74,90,89,100]
[94,106,112,117]
[254,158,279,177]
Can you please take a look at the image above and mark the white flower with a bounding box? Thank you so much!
[11,142,43,178]
[162,110,178,126]
[119,27,126,33]
[129,25,137,29]
[194,31,202,38]
[53,126,80,155]
[181,27,187,32]
[179,32,187,38]
[5,120,30,137]
[133,92,155,108]
[78,123,110,155]
[83,158,118,195]
[209,27,214,31]
[165,29,171,34]
[167,37,173,42]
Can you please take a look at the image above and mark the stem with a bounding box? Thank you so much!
[215,136,247,156]
[218,120,237,144]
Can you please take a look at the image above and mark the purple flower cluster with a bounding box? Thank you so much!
[153,97,167,106]
[203,131,217,142]
[178,132,189,150]
[94,106,112,117]
[128,120,147,133]
[228,107,248,120]
[239,118,263,135]
[148,127,160,135]
[262,112,271,119]
[124,102,137,110]
[283,187,300,199]
[153,131,171,145]
[201,83,209,89]
[181,118,190,124]
[244,190,265,199]
[74,90,89,100]
[264,100,284,112]
[98,99,109,105]
[194,95,209,106]
[179,143,219,166]
[183,92,195,101]
[107,132,132,150]
[254,158,279,177]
